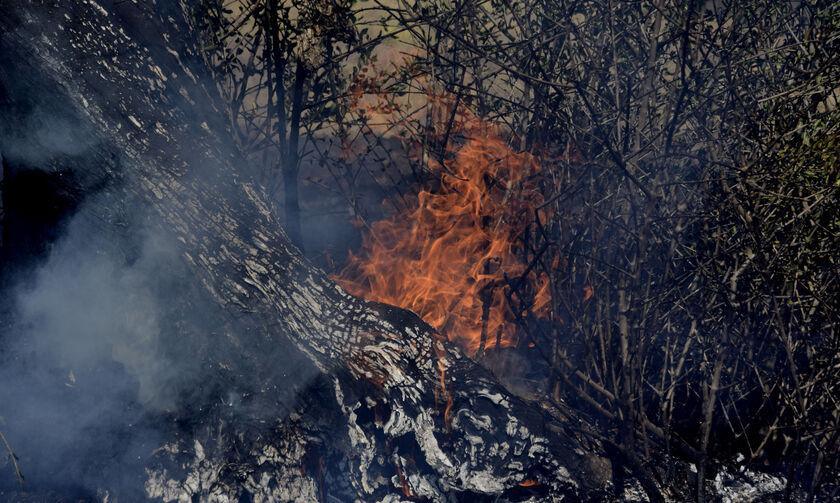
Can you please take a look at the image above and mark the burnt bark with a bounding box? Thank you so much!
[0,2,597,501]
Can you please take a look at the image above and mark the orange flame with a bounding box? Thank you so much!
[335,104,551,355]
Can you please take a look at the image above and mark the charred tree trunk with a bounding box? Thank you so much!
[0,2,599,501]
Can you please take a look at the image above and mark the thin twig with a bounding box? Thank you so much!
[0,430,24,488]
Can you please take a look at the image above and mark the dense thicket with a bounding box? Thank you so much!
[198,1,840,500]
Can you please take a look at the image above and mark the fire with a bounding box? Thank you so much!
[334,102,551,355]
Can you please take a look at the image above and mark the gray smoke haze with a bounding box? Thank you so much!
[0,104,97,166]
[12,204,185,409]
[0,158,229,496]
[0,198,168,497]
[0,11,323,499]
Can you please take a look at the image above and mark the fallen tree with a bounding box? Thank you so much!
[0,2,603,501]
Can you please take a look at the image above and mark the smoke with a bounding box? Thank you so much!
[0,104,97,166]
[0,27,206,503]
[0,203,155,496]
[0,3,332,498]
[0,175,227,497]
[0,57,253,490]
[0,168,320,498]
[11,203,187,408]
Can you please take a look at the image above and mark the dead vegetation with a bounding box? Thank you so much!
[199,1,840,500]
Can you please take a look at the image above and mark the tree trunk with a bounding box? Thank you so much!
[0,2,596,501]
